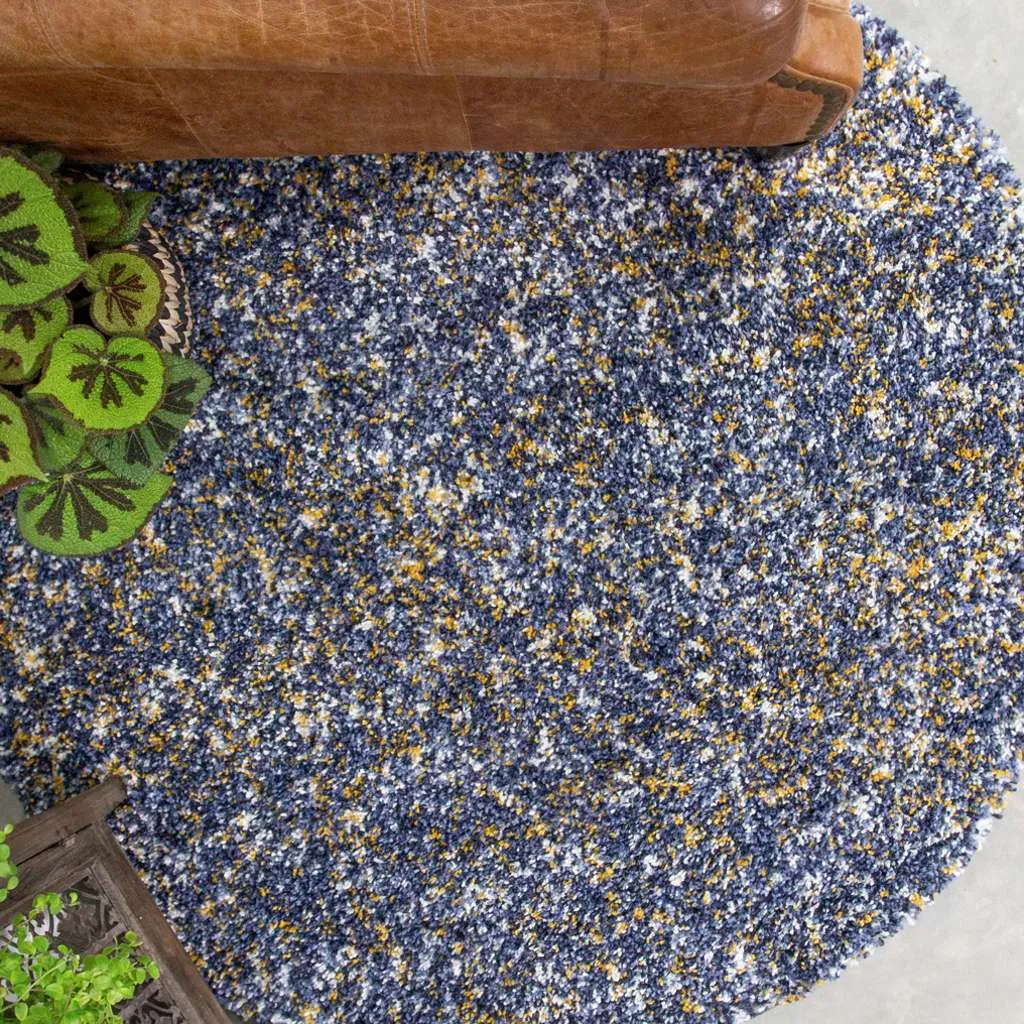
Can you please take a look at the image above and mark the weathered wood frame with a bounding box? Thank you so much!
[3,778,232,1024]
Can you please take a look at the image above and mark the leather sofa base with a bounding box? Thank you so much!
[0,5,861,161]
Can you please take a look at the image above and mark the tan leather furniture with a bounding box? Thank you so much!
[0,1,863,161]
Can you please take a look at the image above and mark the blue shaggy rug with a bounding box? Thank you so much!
[2,7,1023,1023]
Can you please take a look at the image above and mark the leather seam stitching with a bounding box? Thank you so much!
[770,67,852,141]
[452,76,474,150]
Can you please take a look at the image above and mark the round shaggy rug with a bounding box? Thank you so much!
[2,6,1023,1023]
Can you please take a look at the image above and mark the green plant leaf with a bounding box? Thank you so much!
[0,892,152,1020]
[25,395,86,471]
[30,326,166,431]
[0,295,71,384]
[0,389,45,495]
[16,456,172,555]
[12,144,64,174]
[61,181,126,244]
[95,191,159,249]
[85,250,164,336]
[0,149,87,309]
[89,353,211,482]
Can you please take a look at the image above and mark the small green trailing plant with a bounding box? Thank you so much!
[0,824,159,1022]
[0,143,210,556]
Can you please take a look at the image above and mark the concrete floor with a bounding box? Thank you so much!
[2,7,1021,1023]
[765,3,1024,1023]
[0,780,23,826]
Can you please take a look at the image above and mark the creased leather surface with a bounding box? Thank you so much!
[787,0,864,100]
[0,67,821,160]
[5,0,805,89]
[0,69,199,160]
[767,0,864,141]
[0,1,863,158]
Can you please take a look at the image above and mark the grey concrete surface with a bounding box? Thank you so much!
[0,779,24,826]
[765,4,1024,1022]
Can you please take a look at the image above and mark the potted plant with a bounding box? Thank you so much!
[0,144,209,556]
[0,779,235,1023]
[1,828,159,1022]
